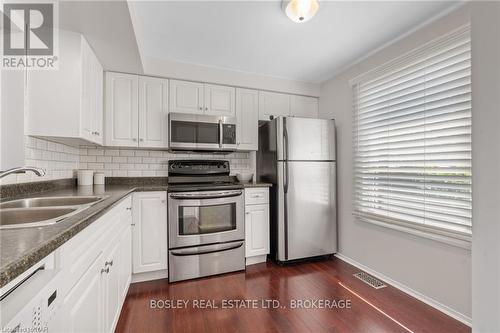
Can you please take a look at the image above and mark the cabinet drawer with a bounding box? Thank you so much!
[245,188,269,205]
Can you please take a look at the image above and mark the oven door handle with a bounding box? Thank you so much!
[170,241,244,256]
[169,190,243,200]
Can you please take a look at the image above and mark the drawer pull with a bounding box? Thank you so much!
[105,260,113,267]
[101,267,109,274]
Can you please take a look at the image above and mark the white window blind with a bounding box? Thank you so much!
[352,26,472,238]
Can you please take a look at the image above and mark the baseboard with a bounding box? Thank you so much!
[246,255,267,266]
[131,269,169,283]
[334,253,472,327]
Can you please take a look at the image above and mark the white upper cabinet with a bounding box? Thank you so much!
[258,91,290,121]
[169,80,204,114]
[105,72,169,149]
[138,76,169,148]
[104,72,139,147]
[170,80,235,116]
[204,84,235,116]
[236,88,258,151]
[26,30,103,146]
[290,95,319,118]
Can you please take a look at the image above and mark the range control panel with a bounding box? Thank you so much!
[168,160,230,176]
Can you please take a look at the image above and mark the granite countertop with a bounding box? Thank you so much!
[0,178,273,288]
[0,182,167,288]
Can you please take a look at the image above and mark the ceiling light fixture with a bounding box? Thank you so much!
[282,0,319,23]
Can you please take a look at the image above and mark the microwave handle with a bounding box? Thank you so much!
[218,119,223,148]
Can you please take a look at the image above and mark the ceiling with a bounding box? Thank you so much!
[128,1,460,84]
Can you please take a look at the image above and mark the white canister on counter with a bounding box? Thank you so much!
[93,172,105,185]
[77,170,94,186]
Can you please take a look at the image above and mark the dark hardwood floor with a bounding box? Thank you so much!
[115,258,470,333]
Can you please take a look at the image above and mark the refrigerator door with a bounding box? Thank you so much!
[277,160,337,261]
[277,117,336,161]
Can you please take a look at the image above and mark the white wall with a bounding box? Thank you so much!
[320,5,472,323]
[471,2,500,332]
[142,56,320,97]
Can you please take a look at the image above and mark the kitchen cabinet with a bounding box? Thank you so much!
[132,192,168,274]
[169,80,204,114]
[60,196,132,333]
[138,76,169,148]
[170,80,235,116]
[104,72,139,147]
[204,84,236,116]
[245,188,270,265]
[259,91,290,121]
[236,88,259,151]
[26,30,104,146]
[61,252,104,333]
[104,73,169,148]
[290,95,319,118]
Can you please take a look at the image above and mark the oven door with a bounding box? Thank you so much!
[168,189,244,249]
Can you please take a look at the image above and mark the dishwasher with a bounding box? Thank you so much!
[0,265,63,333]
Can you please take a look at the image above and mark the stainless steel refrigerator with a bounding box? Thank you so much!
[257,116,337,263]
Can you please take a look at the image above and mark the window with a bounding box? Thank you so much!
[352,25,471,241]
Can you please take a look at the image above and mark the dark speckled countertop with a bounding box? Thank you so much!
[0,178,272,288]
[0,182,167,288]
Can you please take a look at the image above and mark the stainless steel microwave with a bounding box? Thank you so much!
[169,113,237,152]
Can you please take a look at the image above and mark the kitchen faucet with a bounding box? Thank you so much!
[0,166,46,179]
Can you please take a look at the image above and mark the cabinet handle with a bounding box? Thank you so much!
[245,212,250,215]
[96,131,100,136]
[105,260,113,267]
[131,223,136,226]
[139,138,144,142]
[101,267,109,274]
[199,107,203,110]
[126,207,132,211]
[205,107,208,111]
[132,138,137,142]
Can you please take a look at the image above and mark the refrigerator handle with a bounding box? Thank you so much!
[283,119,289,193]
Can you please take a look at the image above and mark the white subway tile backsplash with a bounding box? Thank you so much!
[1,136,255,186]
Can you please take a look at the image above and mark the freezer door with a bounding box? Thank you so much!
[277,161,336,261]
[277,117,336,161]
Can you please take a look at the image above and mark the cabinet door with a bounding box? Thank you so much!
[92,52,104,145]
[258,91,290,121]
[103,238,121,333]
[104,72,139,147]
[245,204,270,257]
[290,95,318,118]
[61,253,104,333]
[132,192,168,273]
[138,76,169,148]
[80,39,93,143]
[236,88,258,150]
[204,84,235,116]
[118,224,132,301]
[169,80,204,114]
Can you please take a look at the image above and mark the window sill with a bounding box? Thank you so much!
[355,214,472,250]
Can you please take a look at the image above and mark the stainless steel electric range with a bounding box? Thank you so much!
[167,160,245,282]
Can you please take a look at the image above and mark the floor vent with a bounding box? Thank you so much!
[353,272,387,289]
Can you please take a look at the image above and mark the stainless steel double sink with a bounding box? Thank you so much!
[0,196,106,229]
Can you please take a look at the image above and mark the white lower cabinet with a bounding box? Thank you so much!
[244,188,270,265]
[132,192,168,274]
[61,252,104,333]
[60,196,133,333]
